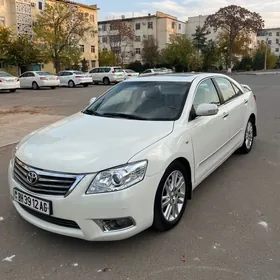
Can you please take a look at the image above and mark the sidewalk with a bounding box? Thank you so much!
[0,106,63,147]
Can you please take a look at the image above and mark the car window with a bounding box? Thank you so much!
[26,72,35,77]
[214,77,237,102]
[89,68,97,73]
[98,68,105,73]
[105,68,111,73]
[143,70,151,74]
[125,69,135,73]
[114,68,123,72]
[0,72,13,77]
[36,71,52,76]
[73,71,84,75]
[193,79,221,110]
[20,73,29,78]
[85,81,191,121]
[57,72,64,76]
[231,82,243,96]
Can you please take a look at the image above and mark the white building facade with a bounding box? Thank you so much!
[98,11,186,65]
[256,28,280,56]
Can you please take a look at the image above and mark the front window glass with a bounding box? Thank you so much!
[84,81,191,121]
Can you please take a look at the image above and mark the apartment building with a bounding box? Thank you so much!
[98,11,186,65]
[0,0,99,73]
[256,28,280,55]
[186,15,218,41]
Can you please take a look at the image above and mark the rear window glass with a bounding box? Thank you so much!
[114,68,123,72]
[37,72,53,76]
[0,72,13,77]
[125,69,135,73]
[73,71,84,74]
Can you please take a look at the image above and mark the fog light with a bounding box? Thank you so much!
[96,217,135,232]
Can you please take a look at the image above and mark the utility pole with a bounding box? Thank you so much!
[264,34,268,71]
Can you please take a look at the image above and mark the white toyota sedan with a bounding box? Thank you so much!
[8,73,257,241]
[19,71,60,90]
[0,71,20,92]
[57,70,93,88]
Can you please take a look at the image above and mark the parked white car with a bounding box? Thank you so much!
[123,69,139,79]
[88,66,125,85]
[0,71,20,93]
[9,73,257,241]
[19,71,60,90]
[57,70,92,88]
[139,68,166,76]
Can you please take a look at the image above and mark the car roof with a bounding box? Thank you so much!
[124,73,229,83]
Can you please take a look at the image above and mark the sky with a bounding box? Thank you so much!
[76,0,280,28]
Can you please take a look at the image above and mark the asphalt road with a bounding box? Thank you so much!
[0,76,280,280]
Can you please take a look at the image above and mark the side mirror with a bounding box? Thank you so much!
[196,103,219,116]
[89,97,96,105]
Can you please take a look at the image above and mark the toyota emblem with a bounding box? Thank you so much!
[26,171,39,185]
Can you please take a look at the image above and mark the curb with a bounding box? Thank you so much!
[0,140,19,149]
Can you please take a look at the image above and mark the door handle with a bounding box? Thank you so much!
[223,112,229,118]
[244,99,248,104]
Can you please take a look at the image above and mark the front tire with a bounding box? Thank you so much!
[68,80,75,88]
[103,77,110,85]
[10,89,16,93]
[239,118,254,154]
[50,86,56,89]
[153,162,189,232]
[83,84,89,87]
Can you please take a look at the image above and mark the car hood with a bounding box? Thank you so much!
[16,112,174,173]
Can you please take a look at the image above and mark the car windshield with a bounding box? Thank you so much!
[37,72,53,76]
[153,69,163,72]
[125,69,135,73]
[84,81,191,121]
[0,72,13,77]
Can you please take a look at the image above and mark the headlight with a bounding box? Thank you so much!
[86,160,148,194]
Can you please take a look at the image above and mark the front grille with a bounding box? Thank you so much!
[13,158,83,196]
[20,204,80,229]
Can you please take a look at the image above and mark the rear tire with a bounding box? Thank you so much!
[10,89,16,93]
[68,80,75,88]
[103,77,110,85]
[50,86,56,89]
[152,161,189,232]
[83,84,89,87]
[32,82,39,90]
[239,118,254,154]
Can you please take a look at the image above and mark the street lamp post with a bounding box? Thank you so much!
[264,33,268,71]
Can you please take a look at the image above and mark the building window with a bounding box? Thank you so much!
[102,25,106,31]
[135,36,141,42]
[179,23,181,30]
[135,48,141,54]
[269,32,272,36]
[268,40,272,45]
[148,35,153,40]
[110,24,117,31]
[90,15,94,22]
[172,22,175,29]
[91,45,95,53]
[276,48,279,52]
[276,38,279,44]
[38,1,43,10]
[148,22,153,29]
[277,32,280,36]
[135,23,141,30]
[102,36,107,43]
[79,45,84,52]
[0,16,5,26]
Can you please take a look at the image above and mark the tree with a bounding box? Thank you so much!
[253,41,278,70]
[6,36,40,75]
[0,26,12,61]
[108,20,135,66]
[141,36,159,67]
[161,34,199,71]
[81,58,89,72]
[204,5,264,72]
[99,49,116,66]
[201,40,220,71]
[126,61,144,73]
[192,26,210,52]
[217,30,253,68]
[33,2,95,72]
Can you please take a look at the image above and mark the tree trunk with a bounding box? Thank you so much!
[54,57,60,73]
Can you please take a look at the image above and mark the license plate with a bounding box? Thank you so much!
[13,188,52,215]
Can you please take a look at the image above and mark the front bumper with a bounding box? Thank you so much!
[77,78,92,85]
[8,161,161,241]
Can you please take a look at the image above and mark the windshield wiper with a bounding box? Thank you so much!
[82,109,101,116]
[102,113,147,120]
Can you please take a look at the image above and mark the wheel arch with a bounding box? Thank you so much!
[249,113,257,137]
[166,157,193,200]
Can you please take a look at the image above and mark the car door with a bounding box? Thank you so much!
[19,72,28,87]
[213,77,247,150]
[188,78,231,183]
[57,71,64,85]
[90,68,98,81]
[26,72,36,88]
